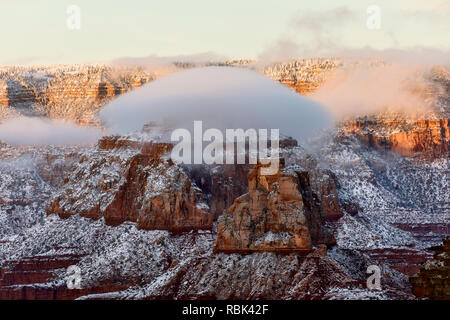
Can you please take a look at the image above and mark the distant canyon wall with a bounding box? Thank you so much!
[1,61,449,159]
[0,65,150,124]
[262,58,340,94]
[341,118,450,160]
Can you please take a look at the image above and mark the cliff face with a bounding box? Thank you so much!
[1,135,364,300]
[341,119,450,160]
[262,58,339,95]
[263,60,450,160]
[0,249,131,300]
[215,161,335,253]
[0,214,368,300]
[0,65,150,124]
[1,129,434,300]
[183,164,250,220]
[182,138,304,221]
[1,61,449,300]
[410,237,450,299]
[47,135,213,231]
[46,135,343,240]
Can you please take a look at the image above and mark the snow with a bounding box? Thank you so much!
[325,287,390,300]
[0,62,448,300]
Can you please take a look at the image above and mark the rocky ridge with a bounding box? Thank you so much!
[0,60,449,300]
[215,161,332,253]
[410,236,450,299]
[47,135,213,231]
[341,118,449,160]
[0,65,150,124]
[0,131,422,300]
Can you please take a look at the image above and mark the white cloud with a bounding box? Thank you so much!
[0,117,103,146]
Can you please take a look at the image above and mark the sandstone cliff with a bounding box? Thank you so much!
[47,135,213,231]
[183,164,250,220]
[341,118,450,160]
[1,61,449,300]
[410,236,450,299]
[215,161,335,253]
[262,58,340,94]
[0,65,150,124]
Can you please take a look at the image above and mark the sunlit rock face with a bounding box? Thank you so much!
[215,161,336,253]
[341,118,450,160]
[262,58,340,95]
[0,65,150,124]
[99,66,333,142]
[47,135,214,231]
[1,62,449,300]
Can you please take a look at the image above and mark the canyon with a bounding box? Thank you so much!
[215,161,334,253]
[0,60,448,300]
[341,119,449,160]
[410,236,450,299]
[0,65,150,124]
[47,135,214,231]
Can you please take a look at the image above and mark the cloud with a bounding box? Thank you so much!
[335,47,450,66]
[257,5,449,120]
[99,66,333,143]
[259,6,357,62]
[110,52,229,77]
[310,63,440,119]
[0,117,103,146]
[288,6,355,48]
[258,5,450,65]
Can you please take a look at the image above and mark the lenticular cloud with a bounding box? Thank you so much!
[99,67,333,141]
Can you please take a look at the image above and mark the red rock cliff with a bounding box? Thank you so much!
[410,236,450,300]
[0,65,150,124]
[215,161,335,253]
[341,118,450,159]
[47,135,213,231]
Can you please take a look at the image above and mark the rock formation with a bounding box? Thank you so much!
[1,61,449,300]
[47,135,214,231]
[0,65,150,123]
[215,161,335,253]
[283,150,344,222]
[0,248,131,300]
[341,118,450,159]
[410,236,450,299]
[262,58,340,95]
[183,164,251,220]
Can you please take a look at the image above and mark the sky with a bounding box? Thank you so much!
[0,0,449,65]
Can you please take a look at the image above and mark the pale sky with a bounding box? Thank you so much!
[0,0,449,65]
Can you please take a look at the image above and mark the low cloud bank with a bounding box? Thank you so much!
[311,63,441,119]
[111,52,228,78]
[0,117,103,146]
[100,67,333,142]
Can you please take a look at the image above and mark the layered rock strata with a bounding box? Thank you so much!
[410,237,450,299]
[47,135,213,231]
[215,161,335,253]
[341,118,450,159]
[262,58,340,94]
[0,65,150,123]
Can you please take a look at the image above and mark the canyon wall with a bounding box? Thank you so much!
[262,58,340,94]
[410,237,450,299]
[262,60,450,160]
[1,61,449,300]
[47,135,214,231]
[215,162,335,253]
[341,118,450,160]
[0,65,150,124]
